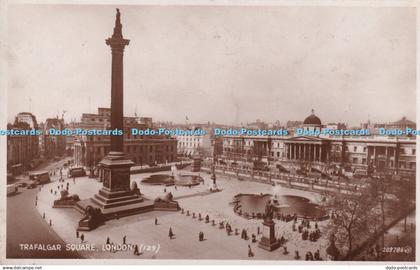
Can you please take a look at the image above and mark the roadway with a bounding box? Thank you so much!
[6,158,82,259]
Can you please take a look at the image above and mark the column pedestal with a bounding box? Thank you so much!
[258,219,280,251]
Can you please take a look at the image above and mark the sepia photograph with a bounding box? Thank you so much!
[1,0,418,266]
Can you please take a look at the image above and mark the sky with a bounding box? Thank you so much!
[7,4,416,126]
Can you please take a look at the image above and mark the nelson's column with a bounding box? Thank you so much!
[80,9,147,223]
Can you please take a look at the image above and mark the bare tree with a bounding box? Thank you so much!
[394,177,416,232]
[326,189,376,257]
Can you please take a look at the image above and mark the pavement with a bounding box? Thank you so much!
[35,168,331,260]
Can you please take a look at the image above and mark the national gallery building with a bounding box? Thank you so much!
[221,112,416,177]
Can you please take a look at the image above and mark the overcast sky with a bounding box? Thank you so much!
[7,4,416,126]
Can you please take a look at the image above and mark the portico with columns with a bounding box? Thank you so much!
[284,137,329,163]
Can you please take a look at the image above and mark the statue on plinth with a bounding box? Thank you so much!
[258,199,280,251]
[264,200,275,222]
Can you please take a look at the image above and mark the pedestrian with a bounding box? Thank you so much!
[35,200,37,206]
[49,219,52,226]
[169,227,174,239]
[134,244,140,256]
[248,244,254,257]
[43,212,45,219]
[106,237,110,245]
[81,233,85,243]
[257,226,260,235]
[50,189,53,194]
[155,218,158,225]
[123,235,127,245]
[76,230,79,238]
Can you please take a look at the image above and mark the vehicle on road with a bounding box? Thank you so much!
[68,167,86,177]
[353,169,368,179]
[17,182,28,188]
[27,182,37,189]
[7,184,18,196]
[29,171,51,184]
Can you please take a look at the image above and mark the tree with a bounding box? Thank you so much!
[326,189,376,257]
[394,177,415,232]
[365,176,391,248]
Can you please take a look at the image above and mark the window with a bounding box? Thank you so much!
[353,146,357,152]
[352,157,358,164]
[362,158,366,164]
[412,149,416,155]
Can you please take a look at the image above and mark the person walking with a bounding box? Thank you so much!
[106,237,110,245]
[169,227,174,239]
[123,235,127,245]
[155,218,158,225]
[80,233,85,243]
[134,244,140,256]
[248,245,254,257]
[76,230,79,238]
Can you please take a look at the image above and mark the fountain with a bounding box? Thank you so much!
[141,166,202,186]
[232,193,327,220]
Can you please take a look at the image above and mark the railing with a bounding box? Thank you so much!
[201,163,361,194]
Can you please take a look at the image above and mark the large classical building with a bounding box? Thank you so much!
[222,112,416,177]
[73,108,177,167]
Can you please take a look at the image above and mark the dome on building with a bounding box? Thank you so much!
[303,109,321,125]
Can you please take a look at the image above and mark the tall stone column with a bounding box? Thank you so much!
[313,144,316,161]
[82,9,148,224]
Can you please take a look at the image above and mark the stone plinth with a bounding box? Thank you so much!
[258,219,280,251]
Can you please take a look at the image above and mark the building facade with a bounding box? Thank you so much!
[176,127,212,157]
[42,117,67,159]
[222,112,416,177]
[7,112,41,174]
[73,108,177,167]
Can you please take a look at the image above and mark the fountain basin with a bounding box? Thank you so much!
[232,193,327,220]
[141,174,202,186]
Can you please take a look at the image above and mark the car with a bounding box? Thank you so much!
[68,167,86,177]
[17,182,28,188]
[27,182,37,189]
[7,184,18,196]
[353,169,368,179]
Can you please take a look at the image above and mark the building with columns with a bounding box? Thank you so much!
[222,111,416,177]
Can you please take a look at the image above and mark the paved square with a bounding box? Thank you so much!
[36,168,330,260]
